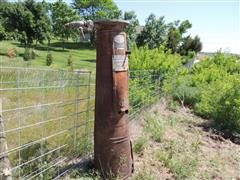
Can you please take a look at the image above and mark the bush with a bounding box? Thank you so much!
[195,76,240,132]
[46,52,53,66]
[130,44,183,75]
[164,53,240,133]
[23,48,31,61]
[67,53,73,66]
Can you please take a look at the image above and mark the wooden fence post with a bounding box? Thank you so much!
[0,99,12,180]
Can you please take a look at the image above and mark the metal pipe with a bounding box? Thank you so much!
[94,20,133,179]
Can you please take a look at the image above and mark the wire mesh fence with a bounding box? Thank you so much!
[129,70,162,120]
[0,66,95,179]
[0,66,161,179]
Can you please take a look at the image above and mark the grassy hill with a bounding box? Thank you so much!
[0,40,96,71]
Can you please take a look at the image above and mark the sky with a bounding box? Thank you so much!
[23,0,240,54]
[115,0,240,54]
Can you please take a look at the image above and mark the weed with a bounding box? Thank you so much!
[133,136,148,154]
[167,98,180,112]
[146,116,163,143]
[69,169,100,179]
[191,139,201,152]
[157,140,198,179]
[133,168,156,180]
[169,116,177,127]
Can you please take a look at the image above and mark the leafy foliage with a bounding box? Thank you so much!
[2,0,51,46]
[73,0,121,44]
[123,11,139,41]
[136,14,167,49]
[130,43,183,73]
[73,0,121,20]
[51,0,80,43]
[136,14,202,56]
[164,53,240,133]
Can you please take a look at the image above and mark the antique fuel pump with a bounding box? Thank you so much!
[94,20,133,179]
[65,19,133,179]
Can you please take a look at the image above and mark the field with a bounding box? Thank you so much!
[0,40,96,70]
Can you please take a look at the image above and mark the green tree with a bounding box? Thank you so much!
[123,11,139,41]
[165,20,192,54]
[136,14,167,49]
[73,0,121,44]
[0,0,8,40]
[178,35,202,56]
[73,0,121,20]
[3,0,51,46]
[51,0,80,48]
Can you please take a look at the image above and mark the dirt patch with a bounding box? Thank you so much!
[130,98,240,179]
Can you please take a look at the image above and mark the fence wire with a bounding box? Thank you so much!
[0,66,95,180]
[0,66,161,179]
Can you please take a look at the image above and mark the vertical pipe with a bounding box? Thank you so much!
[94,20,133,179]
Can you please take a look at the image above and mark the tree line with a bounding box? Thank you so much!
[0,0,202,56]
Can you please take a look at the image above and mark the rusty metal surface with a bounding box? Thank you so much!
[94,20,133,179]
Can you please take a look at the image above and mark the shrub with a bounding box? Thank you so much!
[46,52,53,66]
[130,44,183,75]
[23,48,31,61]
[67,53,73,66]
[164,53,240,133]
[195,76,240,133]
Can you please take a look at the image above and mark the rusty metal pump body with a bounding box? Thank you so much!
[94,20,133,179]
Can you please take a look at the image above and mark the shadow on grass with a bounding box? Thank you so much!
[50,42,95,50]
[34,46,69,52]
[0,52,6,56]
[197,121,240,145]
[58,158,99,179]
[81,59,96,63]
[10,41,95,51]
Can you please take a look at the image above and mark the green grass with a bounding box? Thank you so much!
[157,139,198,180]
[133,136,148,154]
[133,168,156,180]
[145,115,164,143]
[0,40,96,71]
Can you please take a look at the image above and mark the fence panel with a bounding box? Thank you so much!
[0,66,161,179]
[0,67,95,179]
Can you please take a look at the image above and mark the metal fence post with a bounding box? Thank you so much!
[94,20,133,179]
[0,99,12,180]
